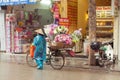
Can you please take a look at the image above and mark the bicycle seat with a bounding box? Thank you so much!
[90,41,101,50]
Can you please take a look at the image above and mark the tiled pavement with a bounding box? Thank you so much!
[0,52,120,72]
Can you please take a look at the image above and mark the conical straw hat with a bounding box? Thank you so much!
[35,29,44,35]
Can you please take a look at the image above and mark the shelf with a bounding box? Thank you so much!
[97,26,113,30]
[96,17,113,39]
[96,18,113,21]
[96,18,113,19]
[96,31,113,38]
[97,38,113,42]
[97,26,112,28]
[96,31,113,33]
[96,33,113,38]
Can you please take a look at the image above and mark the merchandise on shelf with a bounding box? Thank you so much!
[14,31,22,53]
[96,6,113,42]
[5,9,42,53]
[6,14,16,53]
[6,21,11,53]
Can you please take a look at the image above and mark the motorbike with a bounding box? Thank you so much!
[90,40,116,68]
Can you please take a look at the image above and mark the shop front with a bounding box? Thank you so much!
[54,0,119,66]
[78,0,119,65]
[0,0,119,66]
[0,1,51,53]
[0,0,35,51]
[96,0,119,61]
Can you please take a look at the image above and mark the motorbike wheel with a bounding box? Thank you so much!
[98,58,104,67]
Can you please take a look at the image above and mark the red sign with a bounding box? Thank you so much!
[96,6,111,10]
[59,18,69,27]
[103,7,111,10]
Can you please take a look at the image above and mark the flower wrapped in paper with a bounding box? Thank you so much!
[44,24,82,49]
[71,28,82,43]
[44,24,68,41]
[54,34,72,45]
[53,26,68,34]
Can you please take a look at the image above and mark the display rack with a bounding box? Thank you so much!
[96,6,113,42]
[96,18,113,38]
[96,18,113,42]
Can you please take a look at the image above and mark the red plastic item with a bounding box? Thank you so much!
[15,27,23,32]
[66,50,75,57]
[30,45,35,58]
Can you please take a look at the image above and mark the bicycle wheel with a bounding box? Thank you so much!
[26,51,37,67]
[50,52,65,70]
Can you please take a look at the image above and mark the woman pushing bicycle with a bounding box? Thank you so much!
[31,28,46,70]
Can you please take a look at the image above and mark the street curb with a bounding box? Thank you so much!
[1,53,120,72]
[62,65,120,72]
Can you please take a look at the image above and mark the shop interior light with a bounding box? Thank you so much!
[40,0,51,5]
[85,11,88,21]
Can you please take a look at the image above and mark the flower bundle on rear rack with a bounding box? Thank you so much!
[44,24,82,49]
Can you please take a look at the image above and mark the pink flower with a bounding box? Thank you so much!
[54,34,72,44]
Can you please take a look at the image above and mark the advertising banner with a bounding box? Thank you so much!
[0,0,36,6]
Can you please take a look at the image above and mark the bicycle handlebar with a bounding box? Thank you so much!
[102,39,113,45]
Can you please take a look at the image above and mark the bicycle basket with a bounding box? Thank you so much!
[50,42,75,49]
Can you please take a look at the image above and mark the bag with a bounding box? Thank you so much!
[66,50,75,57]
[30,45,36,58]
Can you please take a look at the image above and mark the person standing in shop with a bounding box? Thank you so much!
[32,28,46,69]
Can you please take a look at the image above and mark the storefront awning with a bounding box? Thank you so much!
[0,0,36,6]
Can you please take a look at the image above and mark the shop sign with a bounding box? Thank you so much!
[0,0,36,6]
[96,6,112,18]
[59,18,69,27]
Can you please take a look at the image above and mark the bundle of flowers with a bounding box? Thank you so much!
[71,28,82,43]
[44,24,68,40]
[49,24,58,35]
[53,26,68,34]
[48,24,68,35]
[44,24,57,40]
[44,24,82,48]
[54,34,72,44]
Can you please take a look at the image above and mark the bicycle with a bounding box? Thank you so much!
[26,42,75,70]
[26,45,66,70]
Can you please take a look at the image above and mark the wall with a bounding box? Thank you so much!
[77,0,88,37]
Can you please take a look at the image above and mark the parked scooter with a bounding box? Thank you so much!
[90,40,116,68]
